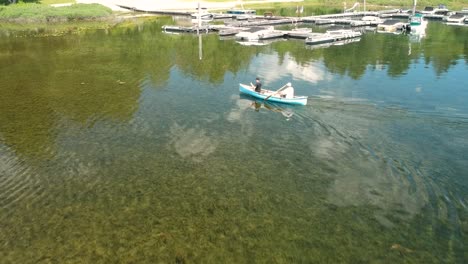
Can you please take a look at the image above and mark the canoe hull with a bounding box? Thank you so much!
[239,83,308,105]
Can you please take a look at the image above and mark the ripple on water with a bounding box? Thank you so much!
[0,144,46,217]
[291,98,467,235]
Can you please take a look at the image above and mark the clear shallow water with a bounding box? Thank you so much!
[0,18,467,263]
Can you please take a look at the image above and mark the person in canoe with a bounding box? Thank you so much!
[250,77,262,93]
[279,82,294,99]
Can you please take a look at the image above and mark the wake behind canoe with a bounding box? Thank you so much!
[239,83,308,105]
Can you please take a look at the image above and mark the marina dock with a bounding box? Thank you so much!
[120,4,465,46]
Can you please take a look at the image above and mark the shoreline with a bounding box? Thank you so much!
[75,0,305,12]
[0,13,160,34]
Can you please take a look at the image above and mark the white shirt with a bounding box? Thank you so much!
[282,86,294,98]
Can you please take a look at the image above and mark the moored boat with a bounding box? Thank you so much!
[239,83,308,105]
[235,26,282,41]
[445,13,468,25]
[409,13,424,26]
[304,33,335,45]
[305,38,361,50]
[421,5,450,15]
[326,29,362,41]
[377,19,410,33]
[191,12,214,23]
[227,9,256,15]
[409,13,428,35]
[305,30,361,45]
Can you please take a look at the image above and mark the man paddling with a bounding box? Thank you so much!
[251,77,262,93]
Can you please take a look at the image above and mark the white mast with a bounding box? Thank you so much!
[199,34,203,60]
[238,0,244,10]
[412,0,417,16]
[198,1,201,30]
[198,1,202,60]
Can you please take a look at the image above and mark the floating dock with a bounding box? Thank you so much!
[154,7,448,47]
[162,25,215,34]
[219,27,247,37]
[225,17,302,27]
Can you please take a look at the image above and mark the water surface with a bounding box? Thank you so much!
[0,18,467,263]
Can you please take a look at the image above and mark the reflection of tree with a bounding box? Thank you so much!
[0,24,145,157]
[173,34,254,84]
[1,19,467,159]
[108,20,174,88]
[321,34,411,78]
[422,22,468,75]
[273,39,322,66]
[277,34,416,81]
[276,23,467,79]
[0,39,60,158]
[0,17,259,158]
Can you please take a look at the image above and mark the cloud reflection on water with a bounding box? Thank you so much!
[249,53,331,86]
[303,106,431,227]
[168,123,218,162]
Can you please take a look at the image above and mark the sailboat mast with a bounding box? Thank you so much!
[238,0,244,10]
[198,1,201,29]
[198,1,202,60]
[412,0,417,16]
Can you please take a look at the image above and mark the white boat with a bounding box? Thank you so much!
[445,13,468,25]
[409,14,428,35]
[235,14,255,21]
[410,13,424,26]
[333,38,361,46]
[326,29,362,40]
[305,38,361,50]
[361,16,383,23]
[235,26,283,41]
[219,27,246,37]
[227,9,256,15]
[421,5,450,15]
[305,34,334,45]
[305,30,361,45]
[236,38,284,46]
[285,28,313,39]
[191,13,214,23]
[377,19,410,33]
[350,16,383,26]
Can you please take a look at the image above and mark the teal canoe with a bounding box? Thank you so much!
[239,83,308,105]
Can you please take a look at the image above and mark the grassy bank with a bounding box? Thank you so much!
[0,16,159,37]
[0,3,112,22]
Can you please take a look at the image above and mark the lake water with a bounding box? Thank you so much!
[0,17,467,263]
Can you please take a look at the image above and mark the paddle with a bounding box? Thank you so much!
[264,83,289,101]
